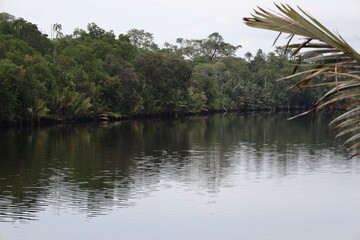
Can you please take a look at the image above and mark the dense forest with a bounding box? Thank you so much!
[0,12,325,124]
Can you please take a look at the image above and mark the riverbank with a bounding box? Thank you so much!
[0,107,311,128]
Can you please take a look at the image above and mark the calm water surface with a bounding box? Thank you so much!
[1,113,360,240]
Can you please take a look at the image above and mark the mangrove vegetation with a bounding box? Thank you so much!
[0,12,325,125]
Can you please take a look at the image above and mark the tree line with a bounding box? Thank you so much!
[0,12,325,124]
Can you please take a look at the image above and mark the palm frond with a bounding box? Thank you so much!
[244,4,360,156]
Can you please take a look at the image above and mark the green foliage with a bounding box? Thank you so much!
[0,34,35,65]
[127,29,159,51]
[190,71,219,109]
[49,87,92,119]
[187,86,207,112]
[101,55,142,114]
[0,14,53,55]
[27,98,49,120]
[0,12,16,22]
[135,52,192,112]
[0,60,24,118]
[0,12,330,125]
[174,32,241,63]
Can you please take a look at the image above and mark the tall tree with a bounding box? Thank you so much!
[0,12,16,22]
[127,29,159,51]
[52,23,64,39]
[175,32,241,62]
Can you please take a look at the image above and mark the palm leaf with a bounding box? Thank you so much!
[244,4,360,156]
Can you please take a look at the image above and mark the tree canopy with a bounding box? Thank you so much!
[0,11,325,126]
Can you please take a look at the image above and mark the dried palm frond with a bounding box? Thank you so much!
[244,4,360,157]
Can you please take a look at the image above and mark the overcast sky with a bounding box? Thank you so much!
[1,0,360,56]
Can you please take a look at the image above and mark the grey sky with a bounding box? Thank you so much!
[1,0,360,56]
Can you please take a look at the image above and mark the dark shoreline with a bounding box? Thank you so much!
[0,107,311,129]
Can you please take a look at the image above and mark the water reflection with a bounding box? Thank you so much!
[0,112,354,222]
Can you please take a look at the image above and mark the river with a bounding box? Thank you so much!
[0,113,359,240]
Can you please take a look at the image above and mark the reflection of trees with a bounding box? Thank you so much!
[0,113,350,222]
